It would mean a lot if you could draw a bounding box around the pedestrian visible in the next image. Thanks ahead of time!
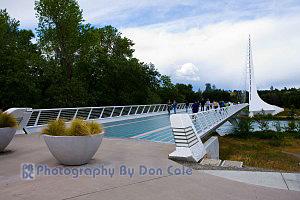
[173,99,177,114]
[220,101,225,107]
[213,101,219,109]
[206,99,210,111]
[167,99,171,114]
[200,98,205,111]
[185,100,189,112]
[192,101,199,113]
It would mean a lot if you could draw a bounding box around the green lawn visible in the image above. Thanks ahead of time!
[217,135,300,172]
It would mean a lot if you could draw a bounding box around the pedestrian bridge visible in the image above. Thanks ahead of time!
[8,103,248,144]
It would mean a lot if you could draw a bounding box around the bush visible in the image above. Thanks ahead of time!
[285,120,297,132]
[273,121,282,132]
[68,119,91,136]
[257,120,269,131]
[296,121,300,132]
[231,118,253,138]
[41,119,103,136]
[87,121,103,135]
[42,119,67,136]
[0,112,17,128]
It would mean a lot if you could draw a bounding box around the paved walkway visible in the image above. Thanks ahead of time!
[203,170,300,191]
[0,134,299,200]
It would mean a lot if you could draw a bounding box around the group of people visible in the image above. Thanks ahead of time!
[167,99,177,114]
[191,99,233,114]
[167,99,236,114]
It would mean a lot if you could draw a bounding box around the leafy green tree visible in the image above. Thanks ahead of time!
[34,0,91,107]
[0,9,42,109]
[75,25,161,106]
[175,84,194,102]
[160,75,173,88]
[205,83,212,92]
[35,0,83,79]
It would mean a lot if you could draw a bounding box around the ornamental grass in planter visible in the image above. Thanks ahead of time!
[41,119,104,165]
[0,110,18,151]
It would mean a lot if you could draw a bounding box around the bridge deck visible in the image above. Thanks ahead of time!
[23,104,247,145]
[103,113,175,143]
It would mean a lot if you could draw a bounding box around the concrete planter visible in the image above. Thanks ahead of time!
[0,127,17,151]
[43,133,104,165]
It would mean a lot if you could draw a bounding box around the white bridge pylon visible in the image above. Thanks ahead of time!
[169,104,248,162]
[247,36,284,116]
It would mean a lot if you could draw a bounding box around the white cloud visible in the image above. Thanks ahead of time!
[175,63,201,81]
[122,14,300,90]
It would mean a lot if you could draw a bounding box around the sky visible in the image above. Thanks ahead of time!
[2,0,300,91]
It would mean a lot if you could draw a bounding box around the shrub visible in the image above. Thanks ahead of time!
[87,121,103,135]
[285,120,297,132]
[273,121,282,132]
[231,118,253,138]
[257,120,269,131]
[296,121,300,132]
[0,112,17,128]
[68,119,90,136]
[41,119,103,136]
[253,114,270,131]
[42,119,67,136]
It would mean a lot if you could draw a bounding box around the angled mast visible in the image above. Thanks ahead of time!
[247,35,284,116]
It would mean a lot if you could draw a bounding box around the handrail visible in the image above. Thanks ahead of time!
[25,103,190,127]
[188,104,248,138]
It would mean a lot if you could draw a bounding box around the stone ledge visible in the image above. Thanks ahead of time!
[221,160,243,168]
[200,158,222,167]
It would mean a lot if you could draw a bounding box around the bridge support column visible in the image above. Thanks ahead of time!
[228,118,239,128]
[169,114,207,162]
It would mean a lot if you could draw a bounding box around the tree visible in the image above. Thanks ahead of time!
[175,84,194,102]
[34,0,93,108]
[205,83,212,92]
[212,84,216,90]
[35,0,83,79]
[75,25,162,106]
[0,9,42,109]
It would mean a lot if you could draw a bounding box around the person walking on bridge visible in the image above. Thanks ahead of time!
[206,99,210,111]
[213,101,219,109]
[173,99,177,114]
[185,100,189,112]
[200,98,205,111]
[192,101,199,114]
[167,99,171,114]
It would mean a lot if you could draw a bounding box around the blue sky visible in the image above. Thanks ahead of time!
[2,0,300,91]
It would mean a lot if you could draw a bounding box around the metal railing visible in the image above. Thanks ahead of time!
[189,103,248,138]
[25,103,189,127]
